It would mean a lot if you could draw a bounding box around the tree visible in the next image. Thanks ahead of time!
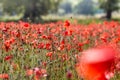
[74,0,95,15]
[22,0,61,22]
[2,0,24,15]
[22,0,51,22]
[2,0,61,22]
[99,0,120,20]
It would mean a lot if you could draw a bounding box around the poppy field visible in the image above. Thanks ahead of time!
[0,20,120,80]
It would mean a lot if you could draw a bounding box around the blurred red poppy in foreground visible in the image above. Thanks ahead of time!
[76,47,116,80]
[0,74,9,79]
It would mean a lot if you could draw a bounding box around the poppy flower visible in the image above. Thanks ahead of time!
[64,20,70,27]
[4,40,11,52]
[26,69,33,76]
[46,52,52,57]
[34,68,47,80]
[4,55,13,61]
[76,47,116,80]
[0,74,9,79]
[24,23,29,27]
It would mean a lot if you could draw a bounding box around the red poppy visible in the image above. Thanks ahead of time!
[76,47,116,80]
[38,42,45,49]
[45,43,51,50]
[4,55,13,61]
[0,74,9,79]
[64,20,70,27]
[26,69,33,76]
[34,68,47,80]
[24,23,29,27]
[46,52,52,57]
[4,40,11,52]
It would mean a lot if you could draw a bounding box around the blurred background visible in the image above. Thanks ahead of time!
[0,0,119,23]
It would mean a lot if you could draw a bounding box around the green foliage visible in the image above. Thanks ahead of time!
[2,0,24,15]
[1,0,61,22]
[99,0,120,11]
[99,0,120,19]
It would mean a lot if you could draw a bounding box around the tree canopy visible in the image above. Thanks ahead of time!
[1,0,61,22]
[99,0,120,19]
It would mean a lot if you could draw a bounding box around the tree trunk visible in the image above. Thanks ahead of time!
[106,10,112,20]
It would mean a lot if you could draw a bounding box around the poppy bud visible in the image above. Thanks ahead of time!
[66,71,72,79]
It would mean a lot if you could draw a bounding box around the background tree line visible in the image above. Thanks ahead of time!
[59,0,120,20]
[0,0,119,22]
[0,0,61,22]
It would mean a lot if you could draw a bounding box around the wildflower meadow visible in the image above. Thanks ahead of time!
[0,20,120,80]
